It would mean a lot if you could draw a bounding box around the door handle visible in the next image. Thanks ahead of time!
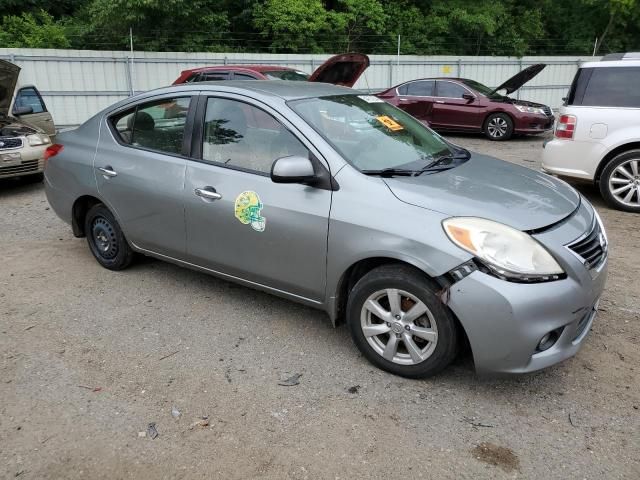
[195,187,222,201]
[98,166,117,178]
[434,100,445,104]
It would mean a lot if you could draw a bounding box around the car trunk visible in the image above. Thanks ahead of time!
[308,53,369,87]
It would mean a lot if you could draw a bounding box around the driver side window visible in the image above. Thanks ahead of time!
[202,98,309,174]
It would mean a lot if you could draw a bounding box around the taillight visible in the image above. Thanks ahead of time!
[44,144,64,161]
[555,115,576,139]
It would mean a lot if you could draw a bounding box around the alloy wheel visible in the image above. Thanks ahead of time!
[608,158,640,207]
[487,117,508,138]
[360,288,438,366]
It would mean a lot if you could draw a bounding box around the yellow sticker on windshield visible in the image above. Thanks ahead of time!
[376,115,404,131]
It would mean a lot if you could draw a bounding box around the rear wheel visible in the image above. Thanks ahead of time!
[484,113,514,141]
[84,204,134,270]
[599,150,640,212]
[347,265,459,378]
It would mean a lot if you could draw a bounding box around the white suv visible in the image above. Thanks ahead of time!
[542,53,640,212]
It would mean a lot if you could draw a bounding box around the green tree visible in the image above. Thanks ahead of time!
[327,0,388,52]
[252,0,329,53]
[0,10,70,48]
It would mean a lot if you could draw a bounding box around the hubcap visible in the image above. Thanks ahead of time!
[360,288,438,366]
[91,217,118,259]
[487,117,508,138]
[608,159,640,207]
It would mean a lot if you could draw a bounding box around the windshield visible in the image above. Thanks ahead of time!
[289,94,454,171]
[460,79,505,100]
[263,70,310,81]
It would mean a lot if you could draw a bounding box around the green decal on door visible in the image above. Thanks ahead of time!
[234,191,266,232]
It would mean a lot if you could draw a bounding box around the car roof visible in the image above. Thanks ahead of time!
[181,65,300,74]
[580,59,640,68]
[204,80,357,99]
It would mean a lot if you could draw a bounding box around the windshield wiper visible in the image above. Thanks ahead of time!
[417,148,471,174]
[361,168,418,177]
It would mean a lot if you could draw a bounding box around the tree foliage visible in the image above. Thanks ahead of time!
[0,0,638,55]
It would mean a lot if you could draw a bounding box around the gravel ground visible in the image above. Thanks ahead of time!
[1,133,639,479]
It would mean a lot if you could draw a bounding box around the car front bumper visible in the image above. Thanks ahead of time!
[447,199,608,375]
[0,140,46,179]
[513,114,555,135]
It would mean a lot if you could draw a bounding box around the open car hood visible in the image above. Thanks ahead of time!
[308,53,369,87]
[0,59,20,117]
[490,63,546,95]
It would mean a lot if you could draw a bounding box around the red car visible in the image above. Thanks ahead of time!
[173,53,370,88]
[376,64,554,141]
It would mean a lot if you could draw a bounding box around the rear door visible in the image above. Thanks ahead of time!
[431,81,482,130]
[183,94,332,301]
[394,80,435,124]
[13,86,55,136]
[95,94,195,258]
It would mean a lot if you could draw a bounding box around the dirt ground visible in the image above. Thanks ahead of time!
[1,133,639,479]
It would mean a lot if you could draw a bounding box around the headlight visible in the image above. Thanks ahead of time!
[442,217,564,282]
[514,104,546,115]
[27,134,51,146]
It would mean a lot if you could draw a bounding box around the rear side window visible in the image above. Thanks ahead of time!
[111,97,191,155]
[14,87,46,114]
[568,67,640,107]
[199,71,230,82]
[232,73,258,80]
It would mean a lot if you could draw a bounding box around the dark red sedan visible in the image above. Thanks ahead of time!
[173,53,369,88]
[376,64,554,141]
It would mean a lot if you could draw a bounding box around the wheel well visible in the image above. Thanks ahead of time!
[334,257,472,358]
[594,142,640,183]
[482,111,513,132]
[71,195,102,237]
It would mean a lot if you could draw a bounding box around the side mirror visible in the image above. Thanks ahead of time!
[271,155,317,184]
[13,105,33,116]
[462,93,475,102]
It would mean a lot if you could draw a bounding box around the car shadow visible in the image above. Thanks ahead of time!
[0,176,44,198]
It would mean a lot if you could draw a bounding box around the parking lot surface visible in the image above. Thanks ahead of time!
[1,133,639,479]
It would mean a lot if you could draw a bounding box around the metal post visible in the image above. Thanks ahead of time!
[129,27,135,95]
[517,58,523,100]
[389,60,393,87]
[311,58,315,72]
[124,56,133,96]
[457,58,461,77]
[396,34,401,85]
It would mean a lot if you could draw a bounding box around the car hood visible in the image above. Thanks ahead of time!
[383,153,580,231]
[490,63,546,95]
[308,53,369,87]
[0,59,20,117]
[0,115,40,137]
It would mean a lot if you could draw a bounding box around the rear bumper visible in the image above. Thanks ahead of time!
[542,138,606,181]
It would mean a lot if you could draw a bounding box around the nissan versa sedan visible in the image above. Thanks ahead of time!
[44,81,608,377]
[377,64,554,140]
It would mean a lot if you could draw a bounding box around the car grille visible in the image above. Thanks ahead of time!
[566,218,606,270]
[0,159,40,177]
[0,137,23,150]
[542,106,553,116]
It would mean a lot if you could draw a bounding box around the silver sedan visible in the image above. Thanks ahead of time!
[44,81,608,377]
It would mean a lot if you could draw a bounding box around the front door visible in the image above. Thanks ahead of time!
[184,95,331,301]
[431,81,482,130]
[13,87,55,137]
[95,95,194,257]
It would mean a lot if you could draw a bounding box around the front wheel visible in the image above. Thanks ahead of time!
[84,204,134,270]
[599,150,640,212]
[347,265,459,378]
[484,113,514,141]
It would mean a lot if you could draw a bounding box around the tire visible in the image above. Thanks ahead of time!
[346,264,459,378]
[84,203,134,270]
[483,113,514,141]
[599,150,640,212]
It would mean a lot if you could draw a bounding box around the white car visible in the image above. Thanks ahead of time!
[542,53,640,212]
